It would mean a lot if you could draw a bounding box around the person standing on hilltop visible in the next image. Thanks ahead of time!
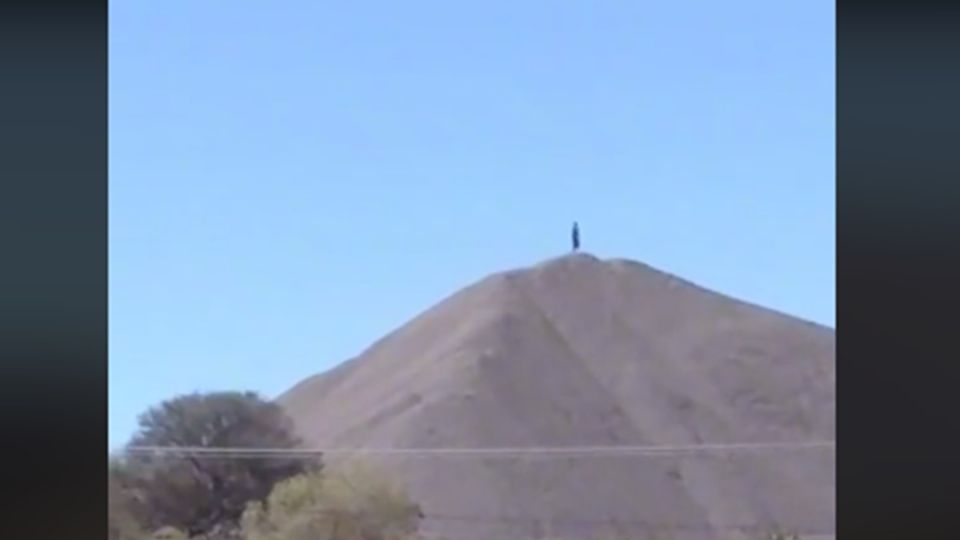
[572,221,580,251]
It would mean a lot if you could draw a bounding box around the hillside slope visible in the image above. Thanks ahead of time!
[279,253,835,540]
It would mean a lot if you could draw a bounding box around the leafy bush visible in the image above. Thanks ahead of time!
[241,460,423,540]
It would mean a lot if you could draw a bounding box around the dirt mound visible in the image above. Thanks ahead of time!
[279,253,835,540]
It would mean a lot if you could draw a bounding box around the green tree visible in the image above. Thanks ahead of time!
[241,461,423,540]
[121,391,313,537]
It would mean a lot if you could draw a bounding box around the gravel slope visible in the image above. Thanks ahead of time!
[279,253,835,540]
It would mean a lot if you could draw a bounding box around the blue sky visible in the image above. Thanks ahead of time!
[109,0,835,449]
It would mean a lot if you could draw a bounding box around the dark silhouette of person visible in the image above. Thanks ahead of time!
[572,221,580,251]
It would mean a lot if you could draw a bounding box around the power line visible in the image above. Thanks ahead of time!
[124,440,834,459]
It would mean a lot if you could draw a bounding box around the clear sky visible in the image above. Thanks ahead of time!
[109,0,835,450]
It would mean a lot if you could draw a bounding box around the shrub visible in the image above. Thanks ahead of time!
[109,469,147,540]
[241,460,423,540]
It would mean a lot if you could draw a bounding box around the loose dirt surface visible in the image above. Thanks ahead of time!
[280,253,835,540]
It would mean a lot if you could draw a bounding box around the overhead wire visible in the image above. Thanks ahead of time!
[123,440,835,459]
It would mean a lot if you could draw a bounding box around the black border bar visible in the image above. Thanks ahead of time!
[838,0,960,539]
[0,0,107,537]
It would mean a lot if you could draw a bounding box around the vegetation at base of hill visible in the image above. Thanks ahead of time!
[110,471,147,540]
[111,391,313,537]
[241,461,423,540]
[115,465,424,540]
[109,390,425,540]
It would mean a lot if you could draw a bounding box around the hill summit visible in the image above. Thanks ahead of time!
[279,253,835,540]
